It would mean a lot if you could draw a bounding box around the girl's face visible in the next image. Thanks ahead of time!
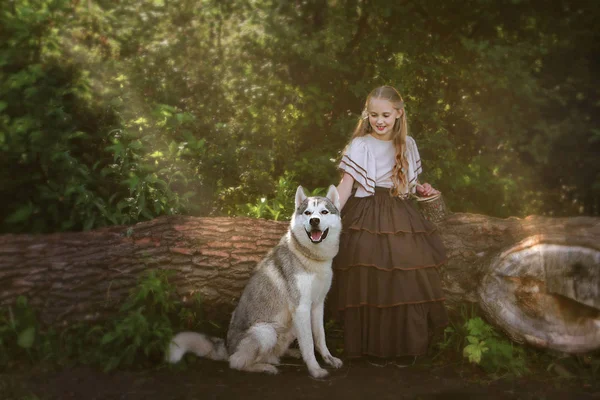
[367,98,402,141]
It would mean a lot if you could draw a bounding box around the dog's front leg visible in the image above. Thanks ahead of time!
[311,302,343,369]
[294,304,328,378]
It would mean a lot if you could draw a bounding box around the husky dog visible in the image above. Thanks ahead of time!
[167,185,343,378]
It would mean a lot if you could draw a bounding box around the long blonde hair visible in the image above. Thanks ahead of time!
[348,85,409,196]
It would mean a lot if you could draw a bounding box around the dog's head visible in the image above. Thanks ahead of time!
[290,185,342,259]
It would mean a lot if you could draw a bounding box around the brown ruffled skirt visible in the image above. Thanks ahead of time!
[329,187,448,358]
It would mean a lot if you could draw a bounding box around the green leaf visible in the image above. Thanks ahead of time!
[101,332,117,345]
[141,208,154,219]
[83,215,95,231]
[138,192,146,215]
[182,191,195,200]
[153,178,168,189]
[5,204,33,223]
[466,335,480,345]
[464,345,482,363]
[126,175,140,190]
[16,296,28,308]
[129,140,143,150]
[17,326,36,349]
[168,141,178,156]
[444,326,455,334]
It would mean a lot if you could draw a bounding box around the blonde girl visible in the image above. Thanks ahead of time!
[330,85,448,359]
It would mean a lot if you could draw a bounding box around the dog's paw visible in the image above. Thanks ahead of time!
[284,348,302,359]
[261,364,279,375]
[323,355,343,369]
[308,367,329,379]
[265,355,280,365]
[251,363,279,374]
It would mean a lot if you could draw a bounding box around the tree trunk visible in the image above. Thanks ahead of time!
[1,213,598,352]
[0,217,286,325]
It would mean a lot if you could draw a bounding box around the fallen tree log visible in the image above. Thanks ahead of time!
[1,213,598,353]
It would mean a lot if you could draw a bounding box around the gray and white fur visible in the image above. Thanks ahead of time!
[167,185,343,378]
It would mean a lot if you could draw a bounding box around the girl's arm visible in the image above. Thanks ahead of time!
[336,173,355,211]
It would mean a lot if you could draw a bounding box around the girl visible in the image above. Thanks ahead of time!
[330,85,448,360]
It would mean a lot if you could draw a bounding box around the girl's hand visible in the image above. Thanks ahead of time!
[416,183,440,197]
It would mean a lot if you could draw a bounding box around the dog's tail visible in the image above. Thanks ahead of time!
[166,332,228,363]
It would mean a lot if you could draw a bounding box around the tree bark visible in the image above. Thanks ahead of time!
[1,213,598,352]
[0,217,286,325]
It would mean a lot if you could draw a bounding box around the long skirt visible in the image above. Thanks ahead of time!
[329,187,448,358]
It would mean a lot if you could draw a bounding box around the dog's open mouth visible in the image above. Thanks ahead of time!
[306,228,329,244]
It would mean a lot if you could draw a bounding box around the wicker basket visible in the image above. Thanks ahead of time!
[415,192,448,223]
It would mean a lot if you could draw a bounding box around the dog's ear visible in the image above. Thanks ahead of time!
[295,186,307,209]
[326,185,340,211]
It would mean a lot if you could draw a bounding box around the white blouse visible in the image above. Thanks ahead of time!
[339,135,423,197]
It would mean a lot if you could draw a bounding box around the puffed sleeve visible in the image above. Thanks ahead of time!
[406,136,422,191]
[339,137,375,197]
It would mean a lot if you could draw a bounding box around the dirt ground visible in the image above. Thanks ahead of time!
[2,356,598,400]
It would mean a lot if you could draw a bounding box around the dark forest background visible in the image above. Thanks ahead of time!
[1,0,599,233]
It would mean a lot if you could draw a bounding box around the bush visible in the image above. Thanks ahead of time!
[0,270,205,371]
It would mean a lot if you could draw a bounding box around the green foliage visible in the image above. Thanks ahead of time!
[0,297,38,364]
[463,335,489,365]
[462,317,528,376]
[436,305,528,377]
[96,270,179,371]
[0,270,205,371]
[0,0,207,233]
[236,172,327,221]
[2,0,599,234]
[99,102,203,226]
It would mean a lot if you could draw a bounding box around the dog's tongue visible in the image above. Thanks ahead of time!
[310,230,323,242]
